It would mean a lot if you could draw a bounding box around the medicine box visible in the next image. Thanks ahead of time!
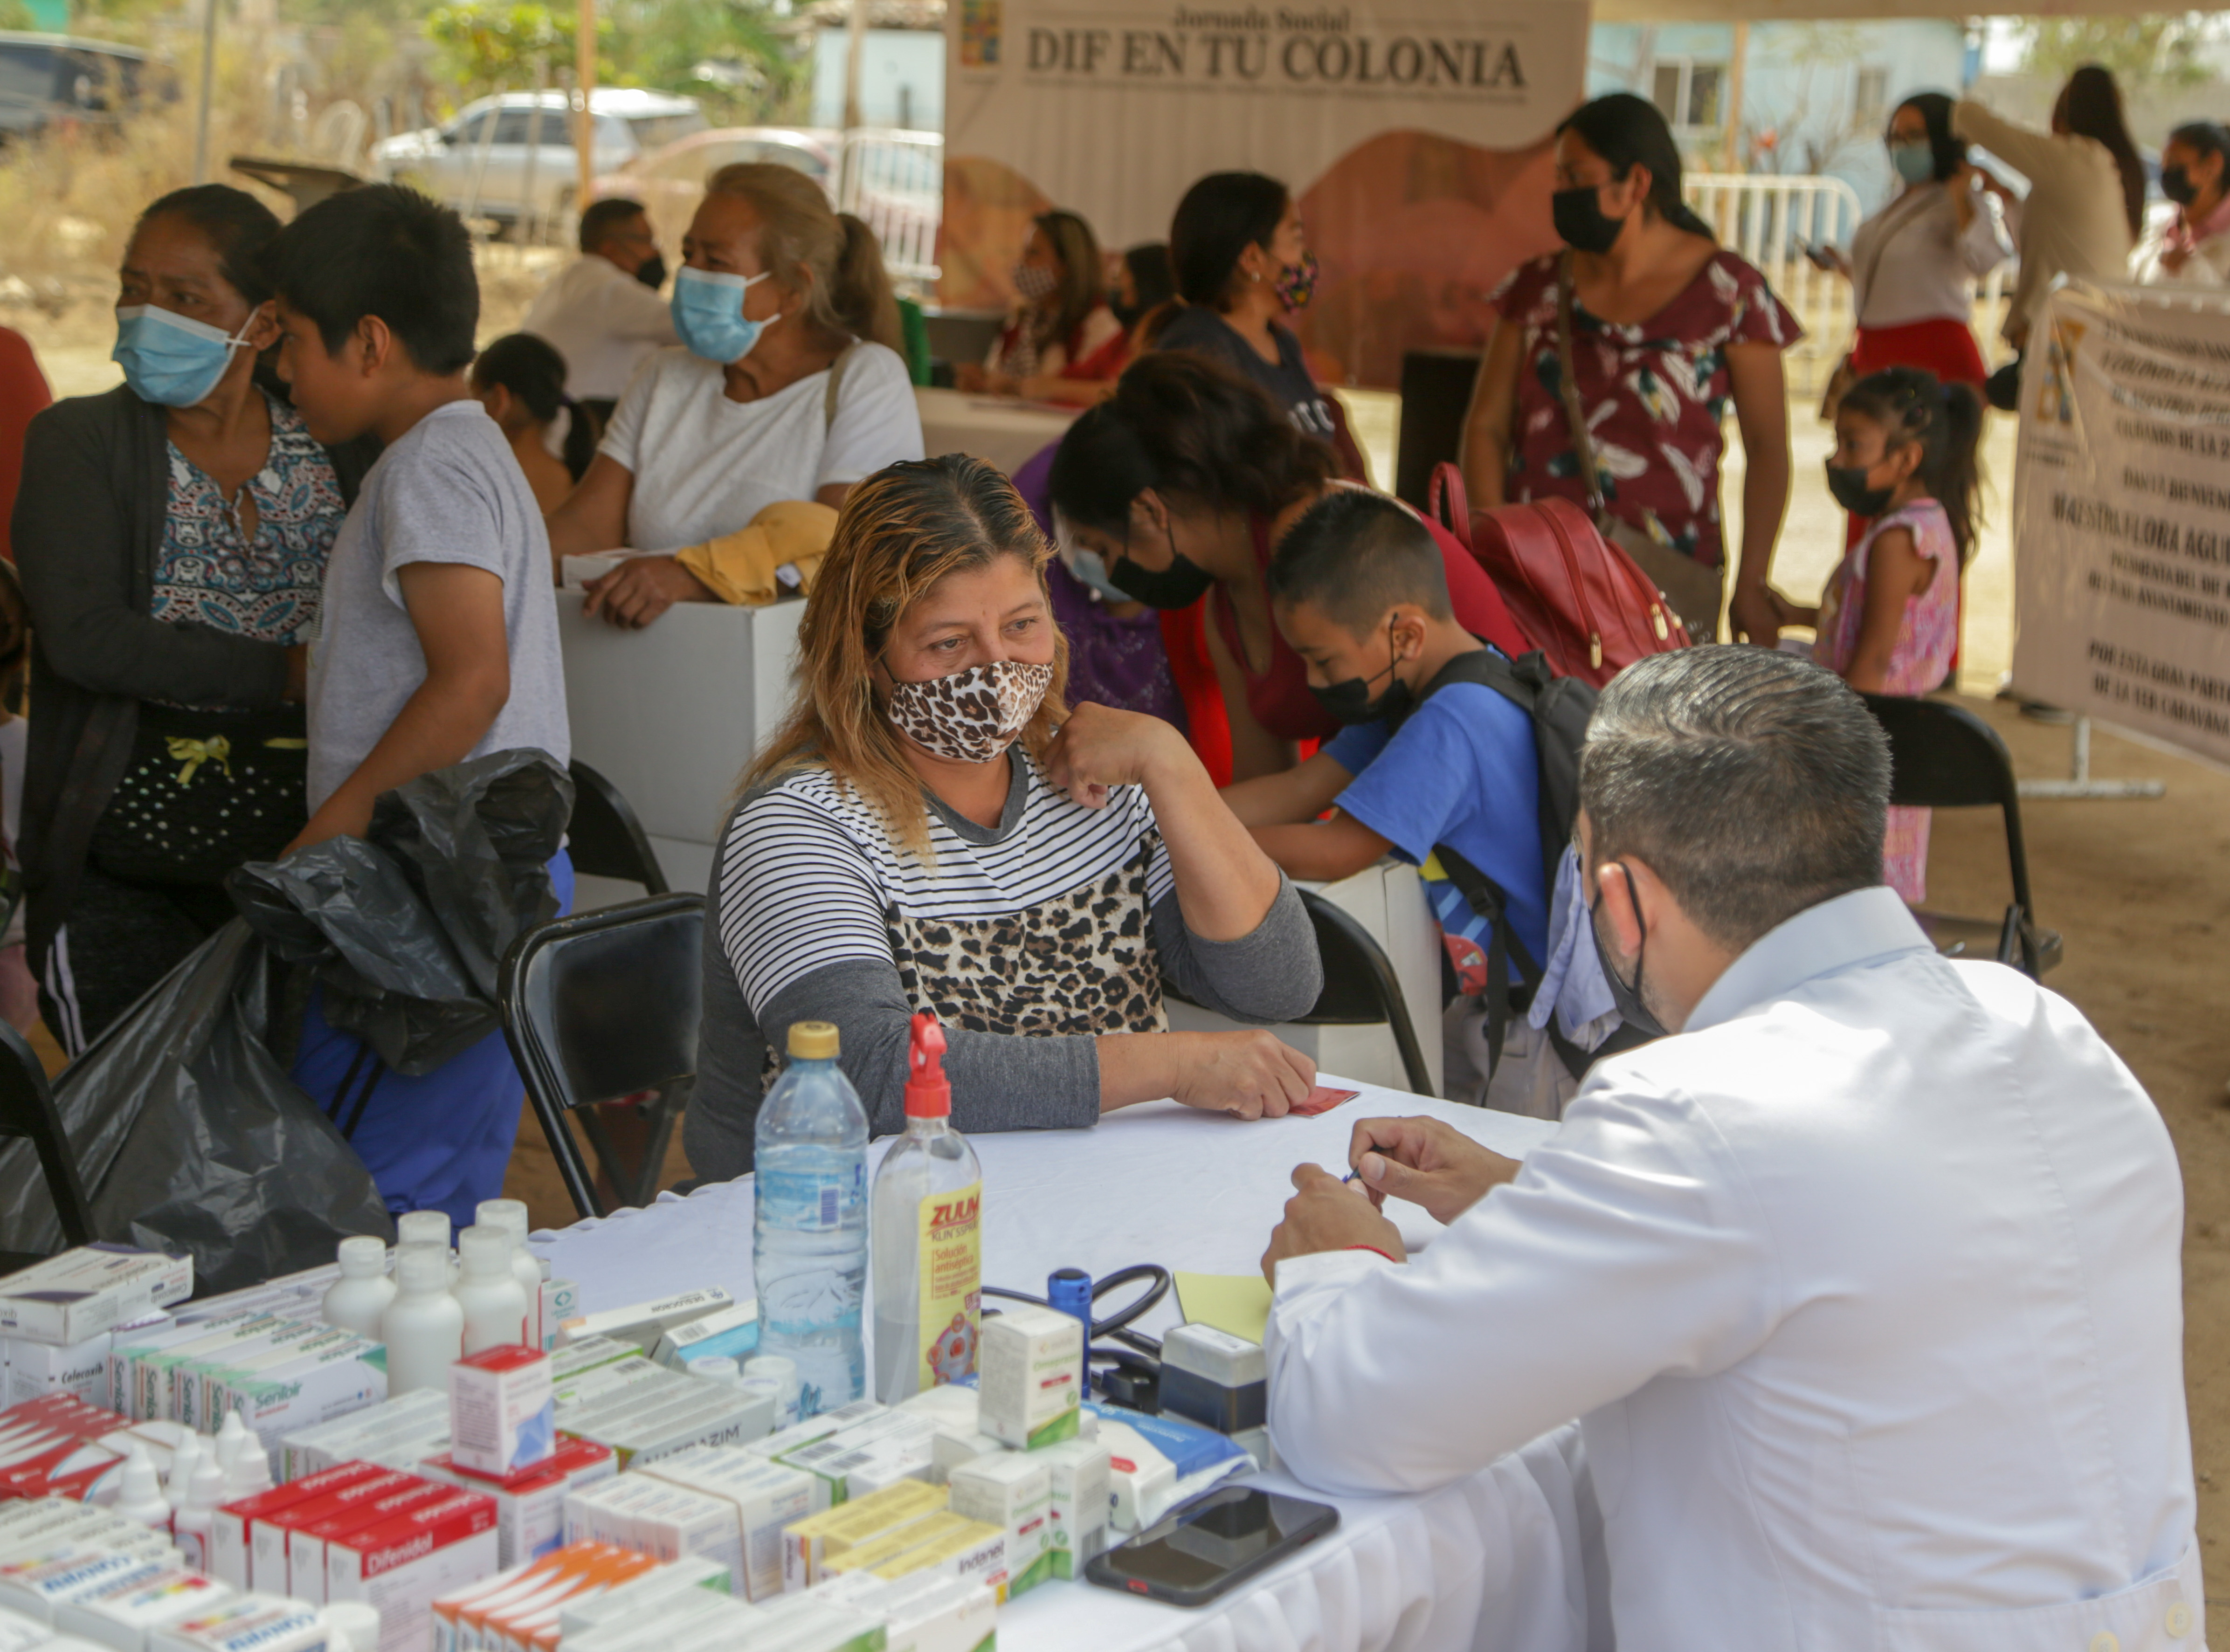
[173,1322,338,1430]
[3,1334,115,1409]
[554,1291,732,1354]
[278,1392,451,1484]
[1035,1439,1111,1579]
[534,1285,576,1356]
[0,1249,193,1348]
[214,1461,387,1592]
[891,1390,997,1487]
[290,1480,460,1604]
[254,1468,418,1594]
[560,1480,743,1595]
[0,1553,181,1628]
[550,1552,729,1638]
[977,1306,1082,1451]
[777,1477,945,1593]
[450,1349,553,1480]
[544,1341,635,1387]
[649,1304,757,1373]
[743,1402,883,1463]
[946,1452,1052,1597]
[51,1564,230,1652]
[149,1596,330,1652]
[807,1571,996,1652]
[421,1439,614,1570]
[632,1449,818,1603]
[1158,1323,1268,1437]
[323,1490,499,1652]
[773,1412,936,1504]
[861,1518,1006,1601]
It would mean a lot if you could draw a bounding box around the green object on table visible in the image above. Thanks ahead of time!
[1174,1271,1273,1344]
[898,296,932,386]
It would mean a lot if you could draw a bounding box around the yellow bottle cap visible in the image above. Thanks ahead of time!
[788,1021,840,1060]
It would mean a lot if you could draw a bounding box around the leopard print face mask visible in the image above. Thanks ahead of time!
[883,658,1055,763]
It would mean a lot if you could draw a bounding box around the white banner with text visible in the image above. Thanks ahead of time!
[940,0,1590,387]
[2011,284,2230,767]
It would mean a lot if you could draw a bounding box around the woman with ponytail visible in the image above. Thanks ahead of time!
[471,333,594,510]
[1459,92,1799,646]
[547,165,923,627]
[1773,365,1981,902]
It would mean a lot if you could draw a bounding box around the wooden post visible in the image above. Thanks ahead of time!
[576,0,596,215]
[1722,20,1748,174]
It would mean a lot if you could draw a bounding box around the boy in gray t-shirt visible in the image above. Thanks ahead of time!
[270,183,573,1223]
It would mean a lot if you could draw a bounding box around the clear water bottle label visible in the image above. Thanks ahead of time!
[759,1164,865,1231]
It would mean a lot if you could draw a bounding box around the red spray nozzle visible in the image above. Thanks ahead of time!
[905,1011,950,1119]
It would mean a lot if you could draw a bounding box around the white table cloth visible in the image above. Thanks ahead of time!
[914,387,1077,477]
[528,1081,1604,1652]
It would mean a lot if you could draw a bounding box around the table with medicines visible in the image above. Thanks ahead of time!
[530,1080,1596,1652]
[911,389,1077,482]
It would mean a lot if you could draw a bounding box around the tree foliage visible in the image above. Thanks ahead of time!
[424,0,801,120]
[2020,14,2220,90]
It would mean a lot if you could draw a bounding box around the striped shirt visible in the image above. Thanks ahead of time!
[718,750,1175,1024]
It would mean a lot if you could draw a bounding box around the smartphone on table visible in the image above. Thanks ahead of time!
[1085,1486,1339,1607]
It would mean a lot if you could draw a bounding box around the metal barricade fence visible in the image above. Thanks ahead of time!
[839,128,943,292]
[1684,172,1863,394]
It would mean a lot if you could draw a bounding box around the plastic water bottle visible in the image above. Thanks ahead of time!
[871,1013,982,1403]
[753,1020,868,1416]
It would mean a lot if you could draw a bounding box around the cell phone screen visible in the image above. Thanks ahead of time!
[1089,1487,1339,1603]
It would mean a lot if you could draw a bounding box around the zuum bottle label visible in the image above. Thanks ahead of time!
[914,1181,982,1391]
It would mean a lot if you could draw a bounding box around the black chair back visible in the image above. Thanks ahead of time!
[499,894,704,1220]
[566,761,669,894]
[0,1018,96,1269]
[1298,891,1434,1097]
[1394,348,1484,509]
[1859,694,2036,916]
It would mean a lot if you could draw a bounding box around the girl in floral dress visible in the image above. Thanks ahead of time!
[1775,366,1983,902]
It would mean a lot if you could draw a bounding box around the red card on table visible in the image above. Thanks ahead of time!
[1289,1086,1359,1116]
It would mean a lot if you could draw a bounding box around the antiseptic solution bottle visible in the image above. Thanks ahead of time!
[323,1236,397,1338]
[870,1013,983,1404]
[383,1244,465,1392]
[455,1225,531,1353]
[753,1021,869,1416]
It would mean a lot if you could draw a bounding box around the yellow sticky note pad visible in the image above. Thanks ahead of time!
[1173,1272,1273,1345]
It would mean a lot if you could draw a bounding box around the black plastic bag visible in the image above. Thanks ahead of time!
[0,921,393,1291]
[229,750,573,1075]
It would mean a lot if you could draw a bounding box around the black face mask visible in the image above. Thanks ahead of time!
[635,252,668,290]
[1589,863,1669,1040]
[2161,165,2197,208]
[1309,617,1414,727]
[1824,461,1895,518]
[1552,186,1626,255]
[1109,524,1216,611]
[1111,294,1145,330]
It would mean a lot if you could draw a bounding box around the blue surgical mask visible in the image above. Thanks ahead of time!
[1889,141,1936,186]
[112,304,256,408]
[1061,544,1134,606]
[671,267,776,364]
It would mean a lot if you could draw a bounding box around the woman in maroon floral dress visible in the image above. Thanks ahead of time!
[1461,93,1799,644]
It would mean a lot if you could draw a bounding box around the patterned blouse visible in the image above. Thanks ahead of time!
[1493,250,1800,569]
[154,395,343,648]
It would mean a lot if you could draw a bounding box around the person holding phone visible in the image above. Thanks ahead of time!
[1256,647,2197,1648]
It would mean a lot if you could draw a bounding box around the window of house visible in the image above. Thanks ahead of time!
[1649,57,1729,131]
[1854,67,1888,127]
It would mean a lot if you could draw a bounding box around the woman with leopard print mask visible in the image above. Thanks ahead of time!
[688,454,1325,1177]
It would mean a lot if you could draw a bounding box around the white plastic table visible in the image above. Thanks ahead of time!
[527,1081,1598,1652]
[914,387,1077,478]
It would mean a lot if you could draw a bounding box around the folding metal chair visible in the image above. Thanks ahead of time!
[0,1018,96,1274]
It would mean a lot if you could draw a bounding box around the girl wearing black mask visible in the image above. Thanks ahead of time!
[1153,172,1371,481]
[1458,92,1798,647]
[1049,352,1527,781]
[2134,121,2230,288]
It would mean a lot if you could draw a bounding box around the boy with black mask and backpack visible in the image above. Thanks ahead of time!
[1226,488,1625,1116]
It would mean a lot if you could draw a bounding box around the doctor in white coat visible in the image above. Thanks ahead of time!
[1261,648,2201,1652]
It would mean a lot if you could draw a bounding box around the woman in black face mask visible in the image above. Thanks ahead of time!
[2133,121,2230,288]
[1048,352,1530,781]
[1458,92,1799,648]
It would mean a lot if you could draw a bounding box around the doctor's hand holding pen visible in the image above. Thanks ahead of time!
[1346,1116,1523,1227]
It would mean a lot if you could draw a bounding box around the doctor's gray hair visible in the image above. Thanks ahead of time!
[1580,650,1889,950]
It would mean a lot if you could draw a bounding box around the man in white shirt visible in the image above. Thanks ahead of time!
[521,197,677,416]
[1261,649,2201,1651]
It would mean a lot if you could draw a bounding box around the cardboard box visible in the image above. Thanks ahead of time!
[946,1452,1052,1597]
[51,1564,230,1651]
[279,1393,449,1484]
[807,1571,995,1652]
[212,1462,387,1592]
[174,1323,340,1432]
[774,1414,935,1504]
[449,1349,552,1480]
[559,1479,741,1593]
[3,1334,114,1408]
[249,1470,415,1596]
[0,1553,181,1627]
[420,1440,615,1569]
[630,1450,817,1602]
[977,1306,1081,1451]
[648,1304,757,1372]
[323,1491,500,1652]
[148,1595,331,1652]
[1036,1438,1111,1580]
[289,1481,458,1605]
[778,1478,946,1593]
[862,1519,1007,1601]
[0,1249,192,1348]
[554,1293,732,1355]
[550,1553,729,1638]
[533,1286,576,1357]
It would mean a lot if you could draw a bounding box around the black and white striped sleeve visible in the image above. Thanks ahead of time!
[716,787,892,1016]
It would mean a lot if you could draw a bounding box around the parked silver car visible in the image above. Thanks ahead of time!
[371,88,705,234]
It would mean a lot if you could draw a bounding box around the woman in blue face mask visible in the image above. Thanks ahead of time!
[1809,93,2009,552]
[11,185,379,1055]
[546,164,926,630]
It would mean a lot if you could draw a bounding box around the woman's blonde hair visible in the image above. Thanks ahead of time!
[705,163,904,354]
[744,456,1070,852]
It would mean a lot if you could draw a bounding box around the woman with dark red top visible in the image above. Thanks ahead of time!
[1049,352,1526,781]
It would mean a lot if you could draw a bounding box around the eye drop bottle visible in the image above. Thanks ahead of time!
[870,1012,983,1403]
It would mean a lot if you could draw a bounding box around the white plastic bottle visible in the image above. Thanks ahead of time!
[743,1356,801,1429]
[213,1409,249,1475]
[454,1226,531,1354]
[685,1356,740,1386]
[225,1441,272,1499]
[382,1244,466,1392]
[870,1013,983,1403]
[113,1445,170,1529]
[324,1237,398,1339]
[397,1211,455,1281]
[323,1604,381,1652]
[164,1434,202,1514]
[172,1455,226,1569]
[475,1200,545,1346]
